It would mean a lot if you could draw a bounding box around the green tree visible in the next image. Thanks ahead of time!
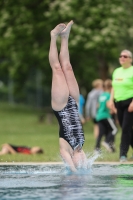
[46,0,133,89]
[0,0,133,102]
[0,0,51,101]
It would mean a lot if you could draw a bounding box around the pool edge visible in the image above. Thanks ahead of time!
[0,161,133,165]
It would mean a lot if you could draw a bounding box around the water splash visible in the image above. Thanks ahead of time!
[63,150,102,175]
[87,150,102,167]
[0,151,102,176]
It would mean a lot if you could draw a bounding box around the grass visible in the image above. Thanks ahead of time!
[0,102,132,163]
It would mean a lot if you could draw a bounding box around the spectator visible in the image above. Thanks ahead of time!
[108,49,133,162]
[94,79,117,153]
[85,79,103,138]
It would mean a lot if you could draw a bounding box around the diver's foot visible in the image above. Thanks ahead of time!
[51,24,66,37]
[60,20,74,38]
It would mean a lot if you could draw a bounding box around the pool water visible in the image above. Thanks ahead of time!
[0,163,133,200]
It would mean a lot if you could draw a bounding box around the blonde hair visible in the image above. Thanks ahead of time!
[92,79,103,88]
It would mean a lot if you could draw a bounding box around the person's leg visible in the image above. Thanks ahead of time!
[115,102,124,127]
[0,144,16,155]
[107,118,117,136]
[72,149,88,169]
[0,144,9,155]
[49,23,69,111]
[105,118,117,144]
[96,120,112,153]
[59,138,77,172]
[94,124,99,139]
[130,127,133,149]
[106,133,115,147]
[120,109,133,157]
[59,20,79,104]
[79,114,86,125]
[104,119,117,152]
[95,121,105,150]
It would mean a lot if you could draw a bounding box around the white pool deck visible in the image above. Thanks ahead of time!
[0,161,133,165]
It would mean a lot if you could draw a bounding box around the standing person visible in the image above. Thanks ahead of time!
[49,20,87,172]
[109,49,133,162]
[85,79,103,138]
[94,79,117,153]
[79,93,86,124]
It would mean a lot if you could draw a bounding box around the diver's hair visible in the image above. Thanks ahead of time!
[121,49,132,58]
[92,79,103,88]
[104,79,112,90]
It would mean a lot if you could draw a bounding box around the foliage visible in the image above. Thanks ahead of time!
[0,0,133,100]
[46,0,133,88]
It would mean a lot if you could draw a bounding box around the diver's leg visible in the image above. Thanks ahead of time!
[49,23,69,111]
[59,21,79,104]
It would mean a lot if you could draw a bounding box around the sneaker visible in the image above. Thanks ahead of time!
[120,156,127,162]
[102,141,112,152]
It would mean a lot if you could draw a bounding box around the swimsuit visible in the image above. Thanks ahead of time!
[10,144,31,154]
[53,96,85,150]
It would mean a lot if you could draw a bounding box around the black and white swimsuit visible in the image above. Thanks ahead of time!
[53,96,85,150]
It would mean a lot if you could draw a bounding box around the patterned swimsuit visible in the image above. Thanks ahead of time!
[53,96,85,150]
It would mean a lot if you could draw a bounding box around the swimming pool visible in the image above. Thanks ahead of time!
[0,163,133,200]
